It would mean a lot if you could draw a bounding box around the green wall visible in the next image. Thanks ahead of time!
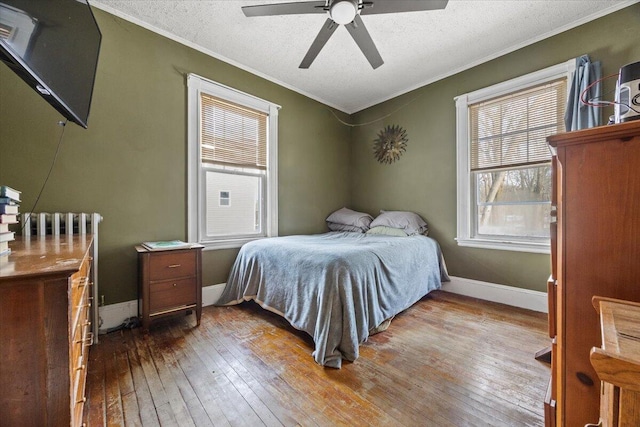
[349,4,640,292]
[1,5,638,304]
[0,9,351,304]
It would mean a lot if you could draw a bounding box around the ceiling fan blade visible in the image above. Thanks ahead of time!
[360,0,448,15]
[345,15,383,69]
[299,18,339,69]
[242,1,326,17]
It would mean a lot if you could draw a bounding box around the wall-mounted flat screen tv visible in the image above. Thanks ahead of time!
[0,0,101,128]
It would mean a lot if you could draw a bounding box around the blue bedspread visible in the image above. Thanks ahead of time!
[216,232,449,368]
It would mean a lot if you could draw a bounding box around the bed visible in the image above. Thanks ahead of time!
[216,212,449,368]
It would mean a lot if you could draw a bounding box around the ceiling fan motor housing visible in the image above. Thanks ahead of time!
[330,0,359,25]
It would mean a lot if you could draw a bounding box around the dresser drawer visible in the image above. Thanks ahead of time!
[71,312,91,422]
[149,277,197,312]
[72,355,88,427]
[71,280,90,336]
[71,303,91,373]
[149,251,196,281]
[70,258,91,310]
[544,377,556,427]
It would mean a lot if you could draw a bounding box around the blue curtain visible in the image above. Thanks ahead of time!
[564,54,602,131]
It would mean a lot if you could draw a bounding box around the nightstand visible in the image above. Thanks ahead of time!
[136,244,204,331]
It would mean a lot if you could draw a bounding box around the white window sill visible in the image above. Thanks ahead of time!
[456,238,550,254]
[199,236,268,251]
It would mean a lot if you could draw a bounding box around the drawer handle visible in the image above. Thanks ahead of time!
[173,283,177,287]
[76,397,87,404]
[73,277,89,288]
[75,332,94,346]
[576,372,594,386]
[168,264,181,268]
[76,364,86,372]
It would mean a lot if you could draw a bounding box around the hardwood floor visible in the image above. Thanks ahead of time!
[83,290,550,426]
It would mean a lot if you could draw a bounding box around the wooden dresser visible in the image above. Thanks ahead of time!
[590,296,640,427]
[545,121,640,427]
[0,235,94,427]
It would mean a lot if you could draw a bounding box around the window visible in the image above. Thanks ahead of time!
[187,74,279,249]
[455,59,575,253]
[219,191,230,207]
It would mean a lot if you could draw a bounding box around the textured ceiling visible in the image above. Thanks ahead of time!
[91,0,636,113]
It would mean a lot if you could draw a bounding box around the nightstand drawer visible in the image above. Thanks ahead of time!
[149,277,197,312]
[149,251,196,281]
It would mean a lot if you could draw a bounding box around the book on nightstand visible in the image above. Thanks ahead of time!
[141,240,193,251]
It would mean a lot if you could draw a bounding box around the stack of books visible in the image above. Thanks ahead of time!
[0,185,20,256]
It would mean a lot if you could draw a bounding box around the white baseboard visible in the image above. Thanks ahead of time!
[98,279,546,333]
[442,276,548,313]
[98,283,227,334]
[98,299,138,332]
[203,282,226,306]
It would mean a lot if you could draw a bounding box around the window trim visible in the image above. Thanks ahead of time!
[187,74,279,250]
[454,59,575,254]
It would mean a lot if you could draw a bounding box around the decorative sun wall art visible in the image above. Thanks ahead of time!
[373,124,408,164]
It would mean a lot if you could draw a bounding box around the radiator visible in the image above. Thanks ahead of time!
[22,212,103,344]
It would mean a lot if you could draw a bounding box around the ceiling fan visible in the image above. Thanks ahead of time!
[242,0,449,69]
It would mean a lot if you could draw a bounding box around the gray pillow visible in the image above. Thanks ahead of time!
[326,207,373,232]
[327,222,365,233]
[370,210,429,236]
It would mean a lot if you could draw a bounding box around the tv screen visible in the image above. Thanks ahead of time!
[0,0,101,128]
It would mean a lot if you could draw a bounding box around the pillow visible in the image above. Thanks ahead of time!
[326,207,373,233]
[366,226,408,237]
[370,210,429,236]
[327,222,366,233]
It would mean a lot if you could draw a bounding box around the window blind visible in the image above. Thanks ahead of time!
[200,93,267,169]
[470,79,567,172]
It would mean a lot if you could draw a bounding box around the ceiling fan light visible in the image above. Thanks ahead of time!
[330,0,357,25]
